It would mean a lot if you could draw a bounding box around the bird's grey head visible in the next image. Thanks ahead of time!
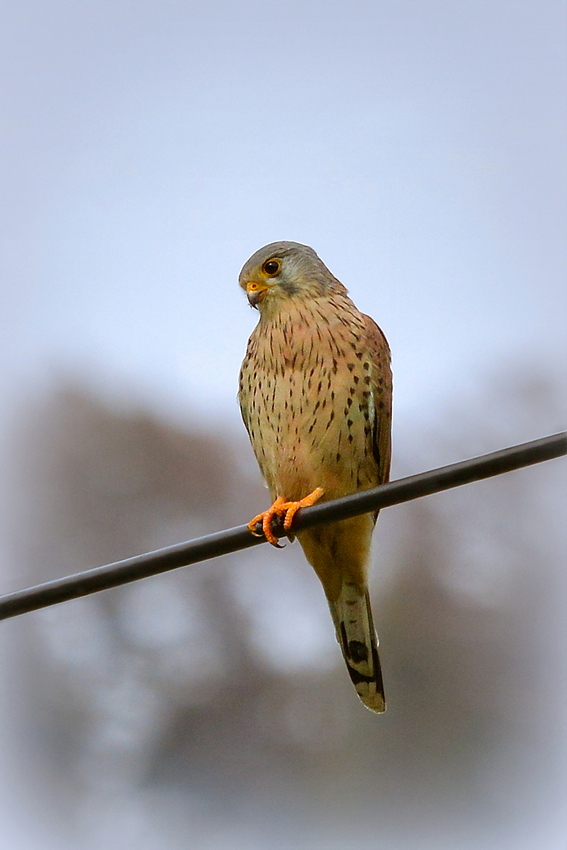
[239,241,345,311]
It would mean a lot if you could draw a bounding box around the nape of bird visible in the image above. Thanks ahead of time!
[238,241,392,712]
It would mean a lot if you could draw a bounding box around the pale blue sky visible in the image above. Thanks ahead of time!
[1,1,565,429]
[0,5,566,848]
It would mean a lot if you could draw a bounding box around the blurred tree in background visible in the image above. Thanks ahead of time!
[4,369,566,850]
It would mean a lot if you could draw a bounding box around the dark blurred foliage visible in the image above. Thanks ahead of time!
[4,371,566,849]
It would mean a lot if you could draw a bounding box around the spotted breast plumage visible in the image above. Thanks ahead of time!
[238,241,392,712]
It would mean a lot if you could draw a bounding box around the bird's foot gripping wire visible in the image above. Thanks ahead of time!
[247,487,325,547]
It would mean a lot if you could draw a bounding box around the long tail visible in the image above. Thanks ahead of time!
[327,581,386,713]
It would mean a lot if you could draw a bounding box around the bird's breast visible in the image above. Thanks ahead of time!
[241,304,379,501]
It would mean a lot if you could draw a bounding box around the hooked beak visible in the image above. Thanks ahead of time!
[246,280,269,308]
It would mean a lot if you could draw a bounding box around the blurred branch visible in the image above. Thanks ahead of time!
[1,431,565,621]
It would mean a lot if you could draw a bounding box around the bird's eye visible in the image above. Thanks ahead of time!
[262,259,281,276]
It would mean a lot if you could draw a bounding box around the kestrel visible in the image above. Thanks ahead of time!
[238,241,392,712]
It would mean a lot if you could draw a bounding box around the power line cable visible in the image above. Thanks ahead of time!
[0,431,565,621]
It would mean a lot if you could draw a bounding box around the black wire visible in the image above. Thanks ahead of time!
[0,431,565,621]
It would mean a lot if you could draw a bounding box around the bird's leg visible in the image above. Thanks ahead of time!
[280,487,325,531]
[247,487,325,547]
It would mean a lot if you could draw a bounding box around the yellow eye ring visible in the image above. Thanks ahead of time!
[262,259,281,276]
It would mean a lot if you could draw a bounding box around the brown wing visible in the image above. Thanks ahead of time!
[362,313,392,486]
[238,335,256,438]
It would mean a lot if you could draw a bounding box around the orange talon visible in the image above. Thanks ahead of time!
[282,487,325,531]
[247,488,325,547]
[247,498,286,547]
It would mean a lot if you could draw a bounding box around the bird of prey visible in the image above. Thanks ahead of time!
[238,241,392,712]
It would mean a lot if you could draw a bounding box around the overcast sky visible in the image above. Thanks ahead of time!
[1,0,565,435]
[0,5,565,848]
